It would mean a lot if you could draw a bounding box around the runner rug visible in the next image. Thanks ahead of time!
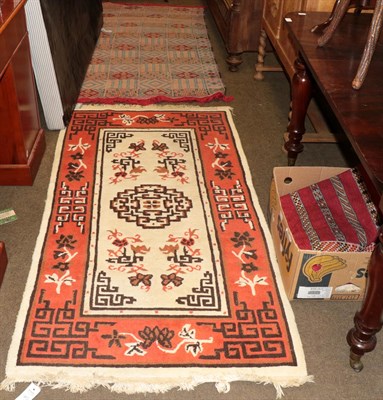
[1,106,311,397]
[78,3,232,105]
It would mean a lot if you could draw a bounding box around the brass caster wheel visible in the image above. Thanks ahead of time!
[350,352,364,372]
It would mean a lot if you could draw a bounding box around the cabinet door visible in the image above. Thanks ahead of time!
[279,0,334,76]
[228,0,263,53]
[303,0,335,12]
[0,36,40,165]
[11,35,41,160]
[263,0,334,78]
[0,64,26,165]
[263,0,304,41]
[0,4,45,185]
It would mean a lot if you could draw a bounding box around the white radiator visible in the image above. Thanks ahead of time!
[25,0,65,130]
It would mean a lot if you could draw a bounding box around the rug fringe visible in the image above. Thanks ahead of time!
[0,378,15,392]
[1,375,314,398]
[74,104,235,113]
[77,92,234,105]
[274,375,315,399]
[215,381,230,393]
[103,2,207,9]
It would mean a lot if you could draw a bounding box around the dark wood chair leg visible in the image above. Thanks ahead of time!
[347,226,383,371]
[311,0,376,34]
[315,0,379,89]
[311,0,342,33]
[352,0,383,89]
[317,0,351,46]
[284,57,313,166]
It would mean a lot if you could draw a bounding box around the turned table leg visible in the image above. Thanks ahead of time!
[254,29,267,80]
[254,29,283,80]
[284,57,312,165]
[347,226,383,371]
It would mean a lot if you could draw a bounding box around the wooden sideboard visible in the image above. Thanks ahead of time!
[0,0,45,185]
[255,0,335,80]
[207,0,263,71]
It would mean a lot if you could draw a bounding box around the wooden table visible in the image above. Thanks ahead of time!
[284,11,383,371]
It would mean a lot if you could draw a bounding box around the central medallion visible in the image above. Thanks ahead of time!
[111,184,193,229]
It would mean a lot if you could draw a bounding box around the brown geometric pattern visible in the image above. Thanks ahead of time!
[78,3,232,105]
[111,184,192,229]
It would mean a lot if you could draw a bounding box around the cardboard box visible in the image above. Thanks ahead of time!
[269,167,374,300]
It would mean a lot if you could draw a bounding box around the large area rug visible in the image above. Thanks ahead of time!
[1,106,311,397]
[78,3,232,105]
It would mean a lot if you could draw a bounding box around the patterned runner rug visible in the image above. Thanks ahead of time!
[78,3,232,105]
[1,106,311,397]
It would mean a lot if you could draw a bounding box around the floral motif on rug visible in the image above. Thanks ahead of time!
[78,3,233,105]
[1,107,311,397]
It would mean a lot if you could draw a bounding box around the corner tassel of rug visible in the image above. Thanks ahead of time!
[215,382,230,393]
[274,384,285,399]
[0,378,16,392]
[272,375,315,399]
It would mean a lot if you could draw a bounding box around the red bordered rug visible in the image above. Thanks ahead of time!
[1,106,311,397]
[78,3,233,105]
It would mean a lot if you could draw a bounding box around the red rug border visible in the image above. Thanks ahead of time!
[77,92,234,105]
[103,2,207,9]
